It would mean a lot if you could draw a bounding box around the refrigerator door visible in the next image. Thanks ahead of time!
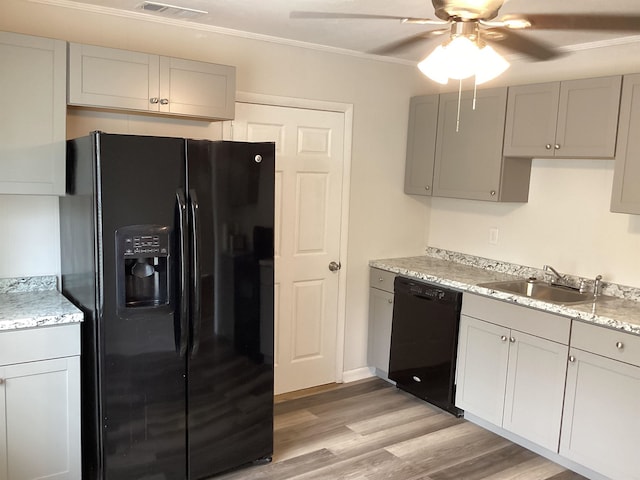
[96,133,188,480]
[186,140,275,479]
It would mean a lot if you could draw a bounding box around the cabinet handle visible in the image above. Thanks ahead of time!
[569,355,576,363]
[490,190,496,196]
[616,341,624,350]
[387,299,393,304]
[149,97,159,104]
[160,98,169,105]
[0,378,4,385]
[425,186,430,191]
[501,335,508,342]
[378,277,384,282]
[554,144,561,150]
[545,144,552,150]
[509,336,516,343]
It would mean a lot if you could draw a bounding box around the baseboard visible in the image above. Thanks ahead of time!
[464,413,609,480]
[341,366,375,383]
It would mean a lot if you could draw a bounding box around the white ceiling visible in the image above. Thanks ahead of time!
[42,0,640,63]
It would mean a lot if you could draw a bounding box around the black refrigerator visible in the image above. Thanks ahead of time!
[59,132,275,480]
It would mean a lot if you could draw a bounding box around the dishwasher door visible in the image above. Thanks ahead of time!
[388,276,463,416]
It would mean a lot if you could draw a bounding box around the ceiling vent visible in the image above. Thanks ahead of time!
[137,1,208,20]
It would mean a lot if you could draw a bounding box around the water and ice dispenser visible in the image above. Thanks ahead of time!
[115,225,171,316]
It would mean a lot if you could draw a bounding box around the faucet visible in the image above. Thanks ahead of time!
[593,274,603,299]
[543,264,565,285]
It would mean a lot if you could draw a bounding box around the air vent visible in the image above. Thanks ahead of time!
[137,1,208,19]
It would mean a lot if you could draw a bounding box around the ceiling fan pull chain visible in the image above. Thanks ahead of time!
[456,79,462,132]
[473,76,478,111]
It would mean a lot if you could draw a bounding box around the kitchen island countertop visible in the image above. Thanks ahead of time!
[371,251,640,336]
[0,276,83,331]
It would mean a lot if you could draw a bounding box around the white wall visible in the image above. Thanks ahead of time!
[428,159,640,287]
[0,195,60,277]
[0,0,435,373]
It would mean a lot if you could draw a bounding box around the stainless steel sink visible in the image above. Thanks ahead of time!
[477,279,595,305]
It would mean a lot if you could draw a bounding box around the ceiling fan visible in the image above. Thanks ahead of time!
[291,0,640,84]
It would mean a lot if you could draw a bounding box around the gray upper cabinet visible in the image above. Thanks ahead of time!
[0,31,66,195]
[504,76,622,158]
[611,74,640,214]
[404,95,439,196]
[433,87,531,202]
[68,43,236,120]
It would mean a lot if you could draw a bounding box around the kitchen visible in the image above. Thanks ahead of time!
[1,0,640,479]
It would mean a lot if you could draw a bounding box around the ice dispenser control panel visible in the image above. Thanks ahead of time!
[122,233,169,258]
[116,225,172,316]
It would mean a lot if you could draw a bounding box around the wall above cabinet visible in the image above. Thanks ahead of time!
[67,43,236,121]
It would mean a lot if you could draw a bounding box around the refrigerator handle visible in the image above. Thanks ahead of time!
[176,189,189,357]
[189,188,202,357]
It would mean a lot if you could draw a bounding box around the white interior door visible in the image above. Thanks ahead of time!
[227,102,346,394]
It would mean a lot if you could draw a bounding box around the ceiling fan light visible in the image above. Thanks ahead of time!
[443,36,478,80]
[418,45,449,84]
[475,44,510,84]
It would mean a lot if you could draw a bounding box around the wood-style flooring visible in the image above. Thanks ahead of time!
[215,377,586,480]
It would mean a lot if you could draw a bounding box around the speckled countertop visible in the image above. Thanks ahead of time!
[370,248,640,336]
[0,276,83,331]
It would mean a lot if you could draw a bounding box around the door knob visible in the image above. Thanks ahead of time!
[328,261,341,272]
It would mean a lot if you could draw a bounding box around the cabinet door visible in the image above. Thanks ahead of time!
[455,315,510,426]
[404,95,438,195]
[611,74,640,214]
[368,287,394,377]
[502,331,568,452]
[560,349,640,480]
[0,357,81,480]
[433,87,508,201]
[159,56,235,120]
[68,43,160,111]
[0,32,66,195]
[503,82,560,158]
[555,76,621,158]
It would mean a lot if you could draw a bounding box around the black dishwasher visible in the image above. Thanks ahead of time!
[389,276,463,417]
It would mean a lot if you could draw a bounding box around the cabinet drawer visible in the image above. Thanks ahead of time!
[462,293,571,344]
[369,268,396,293]
[571,321,640,367]
[0,324,80,365]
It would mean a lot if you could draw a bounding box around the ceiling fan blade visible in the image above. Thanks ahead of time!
[486,28,560,61]
[290,11,444,25]
[505,14,640,32]
[371,30,447,55]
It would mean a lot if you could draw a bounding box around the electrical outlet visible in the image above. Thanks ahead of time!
[489,227,499,245]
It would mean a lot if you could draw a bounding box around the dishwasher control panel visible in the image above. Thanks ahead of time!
[403,279,456,303]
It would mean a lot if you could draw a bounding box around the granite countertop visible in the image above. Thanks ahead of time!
[0,276,83,331]
[370,249,640,336]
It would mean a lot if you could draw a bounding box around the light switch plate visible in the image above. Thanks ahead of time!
[489,227,499,245]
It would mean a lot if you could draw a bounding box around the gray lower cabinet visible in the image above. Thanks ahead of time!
[611,74,640,214]
[0,324,81,480]
[433,87,531,202]
[560,321,640,480]
[456,294,570,452]
[504,76,622,159]
[404,95,439,195]
[68,43,236,120]
[368,268,395,379]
